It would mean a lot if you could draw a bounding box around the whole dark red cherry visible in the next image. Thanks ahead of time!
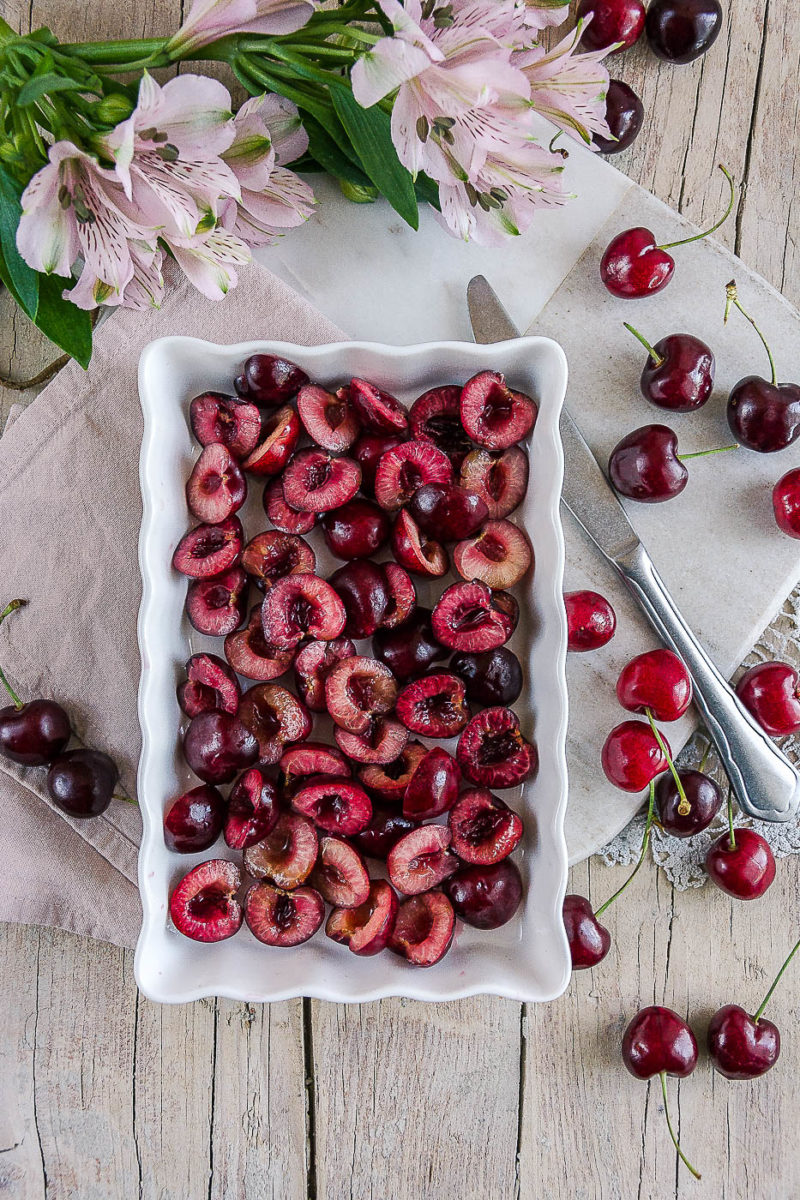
[164,784,225,853]
[622,1006,698,1080]
[594,80,644,154]
[708,1005,780,1080]
[562,894,611,969]
[656,769,722,837]
[706,829,776,900]
[373,608,448,681]
[626,324,715,412]
[352,432,404,496]
[47,749,119,818]
[773,468,800,538]
[564,590,616,652]
[183,711,259,784]
[727,377,800,453]
[0,697,71,765]
[237,354,309,407]
[735,661,800,737]
[577,0,645,51]
[450,646,523,706]
[646,0,723,64]
[617,649,692,721]
[321,499,390,560]
[601,228,674,300]
[444,860,523,929]
[601,719,669,792]
[608,424,688,503]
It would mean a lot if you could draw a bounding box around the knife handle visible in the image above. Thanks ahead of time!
[616,542,800,823]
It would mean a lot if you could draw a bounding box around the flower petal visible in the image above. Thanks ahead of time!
[352,37,436,108]
[16,157,76,276]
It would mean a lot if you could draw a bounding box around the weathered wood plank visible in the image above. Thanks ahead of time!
[0,924,46,1200]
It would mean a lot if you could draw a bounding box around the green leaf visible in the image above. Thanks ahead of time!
[0,166,39,318]
[414,171,440,211]
[17,73,83,106]
[303,117,373,188]
[34,275,93,368]
[331,90,418,229]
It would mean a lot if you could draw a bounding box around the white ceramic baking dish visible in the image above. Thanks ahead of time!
[136,334,570,1003]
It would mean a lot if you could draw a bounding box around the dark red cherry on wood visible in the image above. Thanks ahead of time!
[562,895,611,969]
[646,0,723,64]
[773,468,800,538]
[705,829,776,900]
[707,1005,780,1080]
[656,769,722,837]
[601,228,674,299]
[626,325,715,412]
[735,661,800,738]
[577,0,645,52]
[594,80,644,155]
[608,424,687,503]
[622,1006,698,1080]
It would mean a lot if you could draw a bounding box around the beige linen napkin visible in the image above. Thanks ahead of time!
[0,264,344,949]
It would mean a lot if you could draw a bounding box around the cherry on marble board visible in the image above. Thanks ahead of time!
[624,323,714,412]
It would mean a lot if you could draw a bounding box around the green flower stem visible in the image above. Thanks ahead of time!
[724,280,777,387]
[658,164,735,252]
[595,781,656,917]
[646,709,690,816]
[753,936,800,1023]
[0,599,26,711]
[60,37,168,64]
[659,1073,701,1180]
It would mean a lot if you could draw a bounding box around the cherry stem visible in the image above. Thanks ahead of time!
[646,710,690,816]
[659,1072,701,1180]
[595,781,655,917]
[0,599,26,710]
[698,737,713,774]
[657,163,735,252]
[113,792,138,805]
[623,323,664,367]
[726,785,736,851]
[724,280,777,386]
[753,936,800,1023]
[677,445,739,461]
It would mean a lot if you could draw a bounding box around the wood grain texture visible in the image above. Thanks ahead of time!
[3,0,800,1196]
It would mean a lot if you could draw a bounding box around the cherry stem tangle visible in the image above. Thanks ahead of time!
[724,280,777,386]
[660,1072,701,1180]
[658,164,735,252]
[677,445,739,461]
[0,599,27,710]
[595,781,655,917]
[753,936,800,1023]
[726,785,736,851]
[646,710,690,815]
[624,323,664,367]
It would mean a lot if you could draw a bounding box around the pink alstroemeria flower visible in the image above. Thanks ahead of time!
[220,94,314,246]
[520,0,571,32]
[168,0,314,56]
[515,19,613,145]
[169,227,253,300]
[16,141,157,309]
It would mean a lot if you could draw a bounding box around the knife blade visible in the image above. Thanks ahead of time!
[466,274,800,823]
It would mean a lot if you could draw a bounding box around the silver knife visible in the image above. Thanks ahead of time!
[467,274,800,824]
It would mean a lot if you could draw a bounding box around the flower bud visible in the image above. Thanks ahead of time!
[339,180,378,205]
[93,93,135,126]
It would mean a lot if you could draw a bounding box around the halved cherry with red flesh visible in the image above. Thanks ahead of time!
[291,775,373,835]
[347,377,409,434]
[178,653,241,719]
[380,563,416,629]
[293,638,356,711]
[358,741,427,804]
[456,707,537,789]
[564,590,617,652]
[374,441,453,511]
[395,674,469,739]
[617,649,692,721]
[373,608,448,681]
[321,499,390,560]
[310,836,370,907]
[186,566,248,637]
[735,661,800,737]
[601,720,670,791]
[296,384,360,452]
[460,371,536,450]
[279,741,351,794]
[408,482,489,541]
[186,443,247,524]
[453,519,532,589]
[241,406,300,476]
[224,607,295,682]
[330,560,390,639]
[173,515,244,579]
[244,812,318,888]
[164,784,225,853]
[262,573,347,649]
[189,392,261,460]
[241,531,315,591]
[432,580,515,652]
[224,766,281,849]
[391,510,449,578]
[563,894,611,969]
[183,711,259,784]
[238,683,312,765]
[352,432,405,496]
[403,746,460,819]
[410,384,473,469]
[326,880,399,955]
[170,859,243,943]
[773,469,800,538]
[459,446,529,519]
[448,788,523,864]
[325,656,398,734]
[283,449,361,513]
[245,882,325,947]
[389,892,455,966]
[238,353,309,406]
[444,860,523,928]
[352,809,418,859]
[263,478,317,535]
[387,825,459,895]
[334,717,409,765]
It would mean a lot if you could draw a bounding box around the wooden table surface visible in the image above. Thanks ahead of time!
[3,2,800,1196]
